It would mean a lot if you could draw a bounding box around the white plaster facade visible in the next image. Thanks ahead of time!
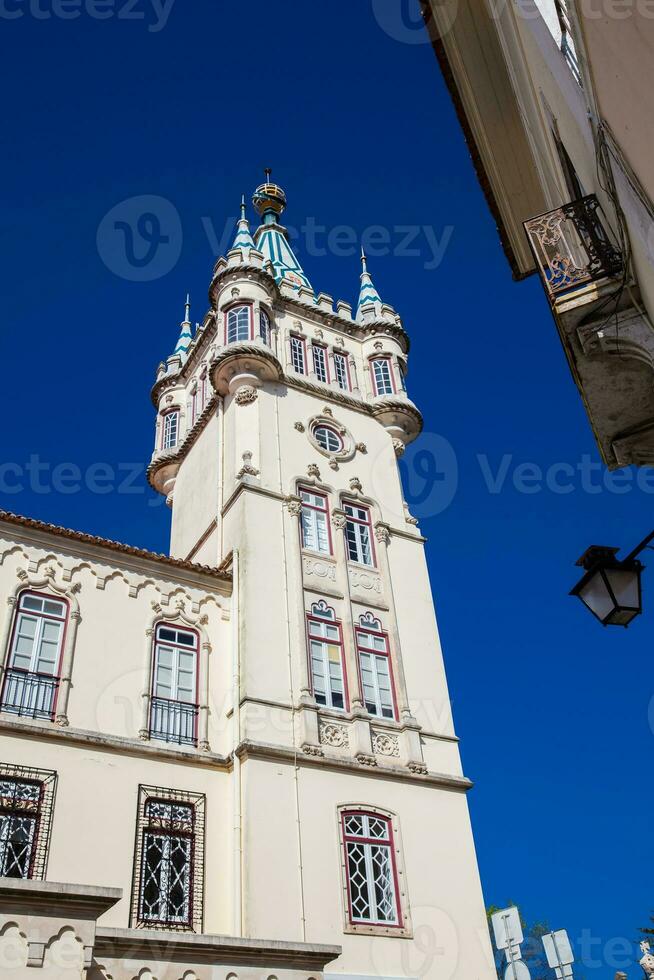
[423,1,654,468]
[0,180,495,980]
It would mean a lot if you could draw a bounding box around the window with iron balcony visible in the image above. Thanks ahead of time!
[149,624,199,747]
[1,592,67,721]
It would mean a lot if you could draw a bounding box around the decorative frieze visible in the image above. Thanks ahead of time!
[372,730,400,758]
[319,721,350,749]
[303,557,337,582]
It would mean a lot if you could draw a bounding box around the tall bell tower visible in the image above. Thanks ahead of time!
[147,177,495,979]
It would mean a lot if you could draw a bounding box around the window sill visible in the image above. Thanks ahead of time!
[343,921,413,939]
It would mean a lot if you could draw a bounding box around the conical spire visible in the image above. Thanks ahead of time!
[230,195,256,252]
[252,171,313,292]
[173,294,193,360]
[356,249,383,321]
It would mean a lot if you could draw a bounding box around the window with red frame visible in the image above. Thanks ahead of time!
[344,503,374,566]
[306,601,348,710]
[290,335,306,374]
[371,357,395,396]
[150,625,199,747]
[299,488,331,555]
[0,764,57,881]
[312,344,329,383]
[355,613,396,720]
[333,351,351,392]
[341,810,401,926]
[1,592,67,721]
[226,305,252,344]
[162,410,180,450]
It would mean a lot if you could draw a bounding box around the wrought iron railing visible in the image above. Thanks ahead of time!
[149,697,198,747]
[0,669,59,720]
[524,195,622,302]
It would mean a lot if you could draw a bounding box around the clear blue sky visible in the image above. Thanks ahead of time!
[2,1,652,974]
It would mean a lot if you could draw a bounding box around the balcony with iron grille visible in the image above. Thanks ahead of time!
[0,669,59,720]
[149,697,198,747]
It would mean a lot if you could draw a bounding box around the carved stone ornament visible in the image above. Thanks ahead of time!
[307,463,321,479]
[319,722,350,748]
[236,451,260,479]
[328,457,339,471]
[294,421,305,432]
[356,442,367,454]
[284,495,303,517]
[640,942,654,977]
[374,340,384,351]
[403,501,419,526]
[356,753,378,768]
[349,477,363,494]
[392,438,405,458]
[302,743,324,757]
[331,509,347,530]
[315,328,324,339]
[335,336,345,347]
[322,406,334,418]
[372,731,400,757]
[234,385,258,405]
[231,287,241,298]
[408,761,428,775]
[374,522,391,545]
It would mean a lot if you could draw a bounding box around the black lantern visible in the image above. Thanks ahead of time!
[570,545,643,627]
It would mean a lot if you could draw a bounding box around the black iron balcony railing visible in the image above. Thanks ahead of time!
[0,668,59,720]
[524,194,622,303]
[149,697,198,747]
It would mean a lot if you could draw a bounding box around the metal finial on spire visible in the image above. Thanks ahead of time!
[361,247,368,273]
[184,293,191,324]
[240,194,247,219]
[264,167,272,182]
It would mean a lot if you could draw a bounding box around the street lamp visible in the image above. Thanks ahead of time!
[570,542,646,627]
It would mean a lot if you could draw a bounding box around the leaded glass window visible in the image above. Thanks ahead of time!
[162,411,179,450]
[259,309,271,345]
[344,504,374,566]
[342,811,400,926]
[300,488,331,555]
[371,357,394,396]
[227,305,251,343]
[131,786,205,932]
[290,335,306,374]
[312,344,329,383]
[307,604,346,710]
[333,352,350,391]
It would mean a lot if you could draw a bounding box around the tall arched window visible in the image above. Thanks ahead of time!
[149,624,199,746]
[1,592,68,720]
[259,309,271,346]
[162,410,180,450]
[226,305,251,344]
[306,602,347,710]
[340,808,403,928]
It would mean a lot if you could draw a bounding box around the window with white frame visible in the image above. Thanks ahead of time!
[371,357,394,396]
[162,411,180,450]
[131,785,205,932]
[344,503,374,566]
[0,765,57,881]
[1,592,67,720]
[341,810,401,927]
[189,386,199,426]
[226,305,251,343]
[333,351,350,392]
[290,335,306,374]
[150,625,198,747]
[356,614,396,720]
[259,309,271,346]
[300,488,331,555]
[313,424,343,454]
[312,344,329,383]
[306,601,347,710]
[200,370,208,410]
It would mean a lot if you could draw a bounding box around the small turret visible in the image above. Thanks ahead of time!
[356,249,384,323]
[172,294,193,362]
[230,196,256,253]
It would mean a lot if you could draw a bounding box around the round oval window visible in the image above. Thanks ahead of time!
[313,425,343,453]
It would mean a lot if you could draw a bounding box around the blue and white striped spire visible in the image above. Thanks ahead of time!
[230,195,256,253]
[173,294,193,360]
[252,170,313,293]
[356,249,383,322]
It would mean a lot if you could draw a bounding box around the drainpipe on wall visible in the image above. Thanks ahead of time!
[231,547,243,937]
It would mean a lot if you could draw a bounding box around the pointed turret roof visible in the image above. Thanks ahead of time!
[252,170,313,293]
[356,250,384,322]
[173,294,193,360]
[230,196,256,253]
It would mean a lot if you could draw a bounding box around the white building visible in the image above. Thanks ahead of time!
[422,0,654,467]
[0,178,495,980]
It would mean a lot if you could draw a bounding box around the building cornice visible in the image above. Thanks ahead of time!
[95,927,341,970]
[0,511,231,585]
[0,879,122,920]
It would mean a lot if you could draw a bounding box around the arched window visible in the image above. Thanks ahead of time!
[259,309,271,346]
[370,357,395,396]
[226,305,251,344]
[306,603,347,711]
[1,592,67,721]
[162,410,180,450]
[313,425,343,454]
[149,624,199,746]
[340,809,402,927]
[333,351,351,392]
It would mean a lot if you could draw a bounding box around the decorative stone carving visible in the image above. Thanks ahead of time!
[302,743,324,757]
[408,761,428,775]
[307,463,321,479]
[231,287,241,298]
[294,421,305,432]
[403,501,419,526]
[303,558,336,581]
[328,456,339,471]
[322,406,334,418]
[319,722,350,748]
[372,731,400,757]
[373,340,384,350]
[331,509,347,530]
[374,522,391,545]
[641,942,654,977]
[234,385,258,405]
[349,569,382,594]
[392,438,405,458]
[284,495,302,517]
[349,477,363,493]
[315,328,324,339]
[236,451,260,479]
[356,442,367,453]
[356,752,378,768]
[335,336,345,347]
